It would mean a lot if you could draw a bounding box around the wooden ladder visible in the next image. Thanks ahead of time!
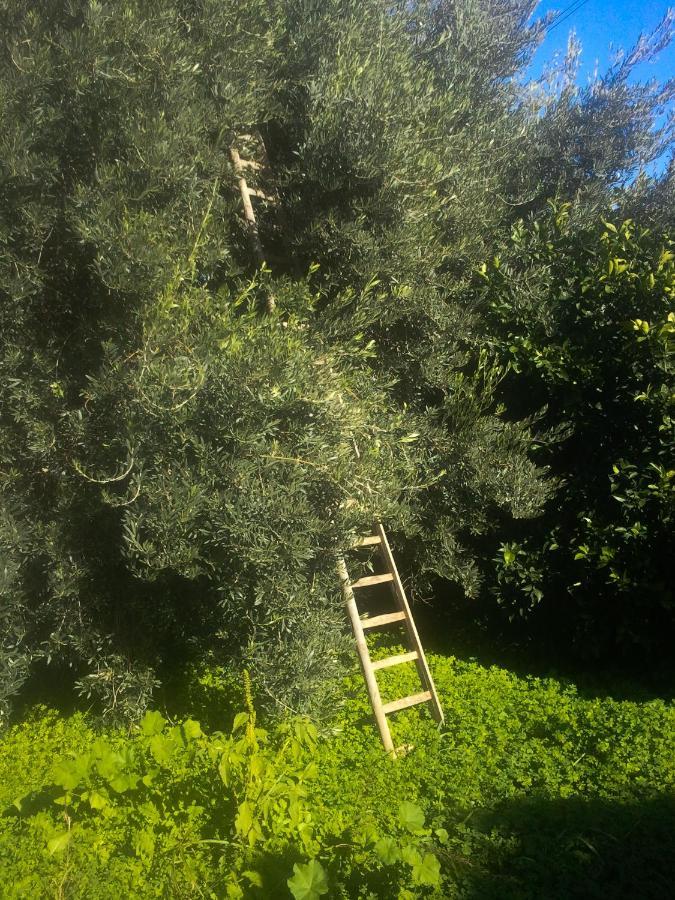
[230,131,282,313]
[231,131,443,752]
[337,523,443,754]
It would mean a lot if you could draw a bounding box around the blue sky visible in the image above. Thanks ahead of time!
[526,1,674,173]
[528,0,674,85]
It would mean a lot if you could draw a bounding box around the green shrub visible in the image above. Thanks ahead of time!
[481,209,674,659]
[0,673,444,898]
[2,656,673,897]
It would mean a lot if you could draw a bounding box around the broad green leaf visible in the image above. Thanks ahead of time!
[400,844,422,866]
[352,820,379,846]
[248,819,264,848]
[303,762,318,779]
[47,832,71,855]
[242,871,263,888]
[374,836,400,864]
[225,881,244,900]
[288,798,302,826]
[250,753,267,778]
[182,719,202,741]
[110,775,130,794]
[235,801,254,837]
[411,852,441,886]
[166,725,186,750]
[398,801,425,832]
[149,734,175,767]
[218,753,231,786]
[287,859,329,900]
[135,829,155,859]
[53,758,88,791]
[299,822,318,856]
[88,790,108,810]
[139,801,161,824]
[110,773,139,793]
[232,712,249,733]
[96,749,123,781]
[142,768,159,787]
[502,545,516,566]
[140,710,166,736]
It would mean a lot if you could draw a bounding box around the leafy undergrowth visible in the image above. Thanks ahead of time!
[1,655,673,898]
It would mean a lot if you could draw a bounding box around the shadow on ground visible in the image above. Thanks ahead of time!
[413,586,675,704]
[448,794,675,900]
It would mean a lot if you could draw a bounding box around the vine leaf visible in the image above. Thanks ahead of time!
[412,852,441,886]
[47,832,71,855]
[398,800,425,832]
[287,859,329,900]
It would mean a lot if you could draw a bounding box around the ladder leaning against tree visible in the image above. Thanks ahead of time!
[229,129,444,754]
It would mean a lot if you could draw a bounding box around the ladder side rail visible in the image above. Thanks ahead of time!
[337,555,394,753]
[375,524,444,723]
[230,146,266,267]
[245,129,292,250]
[229,144,275,313]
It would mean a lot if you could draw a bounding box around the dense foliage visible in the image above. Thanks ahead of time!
[0,0,545,720]
[481,208,674,657]
[0,0,672,720]
[1,657,673,897]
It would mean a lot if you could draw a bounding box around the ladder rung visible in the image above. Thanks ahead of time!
[352,535,381,547]
[371,651,419,671]
[361,611,406,630]
[382,691,432,715]
[351,573,394,589]
[248,188,276,202]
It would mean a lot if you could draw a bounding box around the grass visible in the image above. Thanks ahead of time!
[1,650,673,898]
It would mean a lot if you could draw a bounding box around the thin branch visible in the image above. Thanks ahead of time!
[72,455,134,484]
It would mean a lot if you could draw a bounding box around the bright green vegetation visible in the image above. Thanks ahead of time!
[483,209,674,657]
[2,657,673,898]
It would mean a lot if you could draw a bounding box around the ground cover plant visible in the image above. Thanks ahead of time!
[1,656,674,898]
